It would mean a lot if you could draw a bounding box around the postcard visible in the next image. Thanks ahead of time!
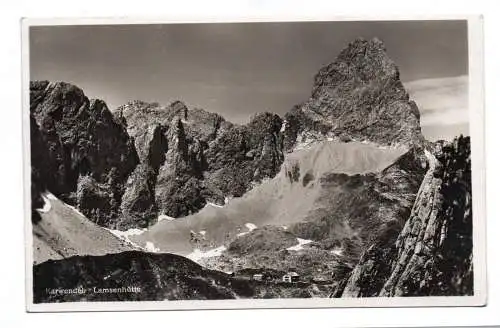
[22,16,486,311]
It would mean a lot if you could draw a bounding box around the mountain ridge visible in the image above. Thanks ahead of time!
[30,38,427,230]
[29,37,473,300]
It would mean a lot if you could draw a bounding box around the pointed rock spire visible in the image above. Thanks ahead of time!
[284,37,424,150]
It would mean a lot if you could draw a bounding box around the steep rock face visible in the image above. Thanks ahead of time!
[119,164,159,229]
[155,116,206,217]
[246,112,284,180]
[183,107,232,142]
[30,114,62,211]
[116,100,284,220]
[288,147,427,265]
[30,81,139,228]
[118,124,167,229]
[283,38,424,150]
[338,136,472,297]
[204,112,284,199]
[31,82,138,185]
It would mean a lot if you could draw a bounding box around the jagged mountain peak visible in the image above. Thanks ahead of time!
[248,111,283,132]
[313,37,398,91]
[283,37,424,150]
[30,80,84,94]
[169,100,189,119]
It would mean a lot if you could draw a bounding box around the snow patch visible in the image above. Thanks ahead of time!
[157,214,175,223]
[145,241,160,253]
[36,194,52,213]
[237,223,257,237]
[207,202,224,209]
[109,228,146,238]
[280,120,287,133]
[245,223,257,231]
[199,230,206,236]
[330,247,344,256]
[287,238,313,251]
[106,228,147,250]
[186,245,227,263]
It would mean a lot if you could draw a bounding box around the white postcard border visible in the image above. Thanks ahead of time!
[22,14,487,312]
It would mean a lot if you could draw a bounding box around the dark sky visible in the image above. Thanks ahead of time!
[29,20,468,124]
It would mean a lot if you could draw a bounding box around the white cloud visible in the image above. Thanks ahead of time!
[404,75,469,128]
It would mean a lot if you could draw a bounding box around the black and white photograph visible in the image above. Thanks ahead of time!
[23,17,486,311]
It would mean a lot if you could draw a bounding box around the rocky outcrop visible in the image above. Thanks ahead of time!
[155,116,206,217]
[31,83,284,228]
[283,38,424,151]
[116,100,284,220]
[31,82,138,185]
[30,81,139,228]
[30,114,61,211]
[288,147,427,265]
[337,136,473,297]
[118,103,210,218]
[204,112,284,199]
[119,164,159,229]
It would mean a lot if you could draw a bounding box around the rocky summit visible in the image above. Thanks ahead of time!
[29,38,424,230]
[29,37,473,301]
[283,38,424,150]
[30,84,284,229]
[30,81,139,229]
[115,100,284,227]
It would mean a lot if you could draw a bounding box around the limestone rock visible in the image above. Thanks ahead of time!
[30,81,139,228]
[284,38,424,150]
[204,112,284,199]
[119,164,158,229]
[117,99,284,218]
[337,136,473,297]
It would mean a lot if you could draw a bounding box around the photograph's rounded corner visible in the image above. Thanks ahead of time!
[25,300,38,314]
[20,17,32,28]
[473,289,488,307]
